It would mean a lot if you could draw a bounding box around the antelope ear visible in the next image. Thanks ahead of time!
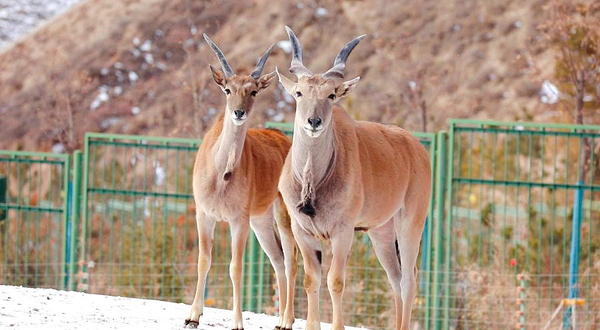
[257,71,277,91]
[275,67,296,96]
[335,77,360,99]
[209,64,227,88]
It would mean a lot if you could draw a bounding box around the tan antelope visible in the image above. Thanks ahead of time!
[276,27,432,330]
[185,34,297,330]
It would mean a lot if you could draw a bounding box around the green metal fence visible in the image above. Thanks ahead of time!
[1,119,599,330]
[0,151,73,290]
[432,120,600,330]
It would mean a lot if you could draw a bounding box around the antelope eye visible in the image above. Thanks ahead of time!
[295,91,302,97]
[224,88,231,95]
[251,90,258,97]
[328,94,336,100]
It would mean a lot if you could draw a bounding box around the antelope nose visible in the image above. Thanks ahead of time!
[234,110,245,119]
[307,117,322,129]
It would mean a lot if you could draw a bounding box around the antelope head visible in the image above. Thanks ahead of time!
[277,26,364,138]
[204,33,277,126]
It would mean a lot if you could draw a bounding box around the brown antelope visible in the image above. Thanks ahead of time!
[276,26,432,330]
[185,34,297,330]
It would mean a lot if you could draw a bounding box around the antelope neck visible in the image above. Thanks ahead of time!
[291,121,336,189]
[213,111,247,179]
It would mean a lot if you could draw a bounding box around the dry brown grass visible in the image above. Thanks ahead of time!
[0,0,568,151]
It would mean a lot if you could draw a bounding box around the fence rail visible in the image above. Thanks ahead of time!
[1,119,598,330]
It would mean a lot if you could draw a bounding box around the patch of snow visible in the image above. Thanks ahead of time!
[452,23,461,32]
[90,99,101,110]
[115,70,125,83]
[0,0,84,50]
[540,80,559,104]
[140,39,152,52]
[408,81,417,91]
[277,40,292,54]
[113,86,123,96]
[297,3,304,9]
[154,161,166,186]
[131,106,140,115]
[156,62,168,71]
[114,62,124,69]
[132,37,140,45]
[100,117,121,130]
[97,86,109,102]
[100,68,110,75]
[90,86,110,110]
[128,71,139,83]
[190,25,198,35]
[132,48,141,57]
[583,94,594,102]
[155,29,164,38]
[315,7,328,17]
[512,20,523,29]
[52,143,65,154]
[144,53,154,64]
[0,285,370,330]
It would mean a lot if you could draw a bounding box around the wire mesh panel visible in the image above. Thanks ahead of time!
[0,151,71,289]
[81,133,197,301]
[264,123,438,329]
[437,120,600,330]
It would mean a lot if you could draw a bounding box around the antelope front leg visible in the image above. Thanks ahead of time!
[368,219,403,330]
[292,222,322,330]
[185,213,216,328]
[249,209,287,330]
[328,226,353,330]
[230,217,250,330]
[274,198,297,330]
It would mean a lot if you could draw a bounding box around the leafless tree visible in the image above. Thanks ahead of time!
[542,0,600,181]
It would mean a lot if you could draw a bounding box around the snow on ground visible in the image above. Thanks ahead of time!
[0,286,369,330]
[0,0,83,50]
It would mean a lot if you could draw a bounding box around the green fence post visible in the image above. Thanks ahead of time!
[0,176,6,221]
[423,134,437,330]
[431,131,447,330]
[245,232,260,312]
[80,135,91,292]
[442,125,455,330]
[60,154,71,290]
[68,151,82,291]
[257,249,265,313]
[563,181,584,328]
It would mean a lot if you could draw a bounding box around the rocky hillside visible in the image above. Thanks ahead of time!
[0,0,565,152]
[0,0,83,50]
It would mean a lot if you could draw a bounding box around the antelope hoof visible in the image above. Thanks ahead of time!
[232,328,244,330]
[184,319,199,328]
[274,327,281,330]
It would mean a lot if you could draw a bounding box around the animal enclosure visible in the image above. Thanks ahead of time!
[0,119,598,330]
